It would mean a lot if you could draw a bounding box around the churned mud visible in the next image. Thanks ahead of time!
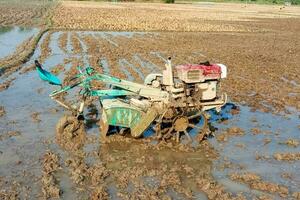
[41,151,61,198]
[0,3,299,198]
[230,173,289,198]
[1,23,300,113]
[40,32,53,62]
[0,29,299,198]
[0,131,21,141]
[273,153,300,162]
[0,0,55,27]
[279,139,299,148]
[58,32,68,54]
[56,116,86,151]
[30,112,41,123]
[216,127,245,143]
[0,77,15,91]
[58,136,221,199]
[0,106,5,117]
[52,1,300,32]
[211,105,300,199]
[51,64,65,75]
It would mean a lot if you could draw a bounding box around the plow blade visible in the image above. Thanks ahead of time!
[131,107,158,138]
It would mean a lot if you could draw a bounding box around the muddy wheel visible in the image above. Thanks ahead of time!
[56,115,86,151]
[192,113,209,142]
[99,111,109,139]
[117,127,130,136]
[157,109,210,143]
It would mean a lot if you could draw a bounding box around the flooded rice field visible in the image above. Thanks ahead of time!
[0,26,39,59]
[0,29,299,199]
[211,106,300,199]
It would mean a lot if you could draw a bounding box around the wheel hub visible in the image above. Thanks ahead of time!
[174,116,189,132]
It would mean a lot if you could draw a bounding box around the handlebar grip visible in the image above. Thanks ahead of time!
[35,60,42,68]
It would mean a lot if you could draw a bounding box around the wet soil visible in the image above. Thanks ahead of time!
[57,136,224,199]
[279,139,299,148]
[30,112,41,123]
[211,105,300,199]
[273,153,300,162]
[52,1,300,32]
[0,131,21,141]
[0,28,299,198]
[0,4,299,198]
[0,105,5,117]
[230,173,289,198]
[0,77,15,91]
[41,151,61,198]
[0,0,54,27]
[216,127,245,142]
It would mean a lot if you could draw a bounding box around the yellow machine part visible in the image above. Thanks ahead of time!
[131,106,158,138]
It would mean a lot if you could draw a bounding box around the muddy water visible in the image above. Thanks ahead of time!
[0,26,39,59]
[0,30,299,199]
[0,30,167,198]
[211,105,300,198]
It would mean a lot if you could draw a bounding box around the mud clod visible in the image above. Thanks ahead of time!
[51,64,65,75]
[273,152,300,161]
[292,192,300,200]
[65,156,89,185]
[56,115,86,151]
[217,127,245,142]
[251,128,262,135]
[30,112,41,123]
[91,186,109,200]
[263,138,272,145]
[279,139,299,148]
[0,106,5,117]
[0,78,16,92]
[0,131,21,141]
[41,151,61,198]
[0,189,19,200]
[42,151,60,174]
[281,172,292,180]
[196,177,246,200]
[230,173,289,197]
[227,127,245,135]
[88,163,109,186]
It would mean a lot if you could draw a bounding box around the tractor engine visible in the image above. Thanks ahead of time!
[175,62,227,101]
[144,58,227,112]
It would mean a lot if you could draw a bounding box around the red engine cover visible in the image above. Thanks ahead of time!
[176,64,221,79]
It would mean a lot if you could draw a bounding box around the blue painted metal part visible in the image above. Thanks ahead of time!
[90,89,136,97]
[36,67,61,86]
[207,103,237,122]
